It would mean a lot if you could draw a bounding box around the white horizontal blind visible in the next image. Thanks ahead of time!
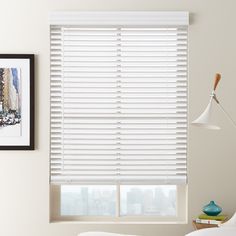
[50,14,188,185]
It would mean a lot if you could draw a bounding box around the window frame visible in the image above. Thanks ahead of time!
[50,184,187,223]
[49,11,189,224]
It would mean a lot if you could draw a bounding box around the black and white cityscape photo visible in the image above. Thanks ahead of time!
[0,68,21,136]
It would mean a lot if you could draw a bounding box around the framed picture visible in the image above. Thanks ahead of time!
[0,54,34,150]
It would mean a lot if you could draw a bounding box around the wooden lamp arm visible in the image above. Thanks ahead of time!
[212,73,236,128]
[214,73,221,91]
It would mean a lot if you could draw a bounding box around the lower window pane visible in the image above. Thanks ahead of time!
[61,185,116,216]
[120,185,176,216]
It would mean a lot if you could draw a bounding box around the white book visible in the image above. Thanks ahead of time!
[195,218,223,225]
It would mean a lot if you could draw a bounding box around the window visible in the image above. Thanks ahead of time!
[50,12,188,223]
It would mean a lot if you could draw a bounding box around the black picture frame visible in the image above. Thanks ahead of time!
[0,54,34,150]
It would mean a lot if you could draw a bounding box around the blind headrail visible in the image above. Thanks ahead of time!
[49,11,189,26]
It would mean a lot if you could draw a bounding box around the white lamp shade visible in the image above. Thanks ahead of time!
[191,98,220,130]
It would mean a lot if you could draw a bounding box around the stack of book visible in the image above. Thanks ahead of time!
[195,214,228,226]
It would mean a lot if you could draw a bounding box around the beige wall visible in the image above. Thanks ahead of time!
[0,0,236,235]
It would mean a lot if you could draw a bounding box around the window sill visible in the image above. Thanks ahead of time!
[50,220,188,225]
